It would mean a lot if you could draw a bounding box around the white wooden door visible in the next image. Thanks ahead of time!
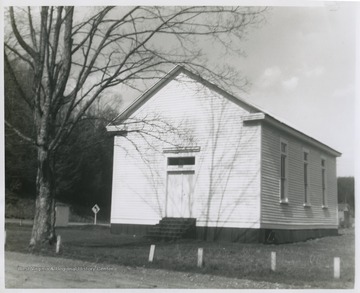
[166,171,194,217]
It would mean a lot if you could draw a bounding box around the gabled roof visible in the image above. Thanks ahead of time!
[108,65,261,123]
[107,65,341,157]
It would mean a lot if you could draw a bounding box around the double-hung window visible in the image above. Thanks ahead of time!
[321,158,327,207]
[280,139,288,203]
[303,150,310,206]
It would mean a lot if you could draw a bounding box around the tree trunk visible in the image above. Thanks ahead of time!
[29,146,56,250]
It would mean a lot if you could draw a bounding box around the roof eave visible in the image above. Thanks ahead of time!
[106,65,184,127]
[107,65,262,128]
[243,113,341,157]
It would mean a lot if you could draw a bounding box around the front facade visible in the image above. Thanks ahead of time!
[107,66,341,243]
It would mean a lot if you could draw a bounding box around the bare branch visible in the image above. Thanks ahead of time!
[27,7,38,51]
[71,7,114,54]
[5,120,36,145]
[9,7,37,59]
[4,43,34,69]
[6,5,266,153]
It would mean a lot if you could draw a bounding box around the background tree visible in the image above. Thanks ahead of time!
[5,59,37,197]
[4,6,266,250]
[53,103,117,220]
[5,58,116,221]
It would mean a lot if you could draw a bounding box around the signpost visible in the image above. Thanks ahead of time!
[92,204,100,225]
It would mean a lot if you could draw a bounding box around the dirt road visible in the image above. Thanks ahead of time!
[5,251,299,289]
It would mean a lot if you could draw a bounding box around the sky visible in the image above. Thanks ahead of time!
[1,1,358,177]
[114,2,358,177]
[236,4,357,177]
[228,4,355,177]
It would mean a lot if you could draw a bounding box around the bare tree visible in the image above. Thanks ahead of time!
[4,6,266,250]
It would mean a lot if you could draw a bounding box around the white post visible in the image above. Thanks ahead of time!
[334,257,340,279]
[56,235,61,254]
[271,251,276,272]
[94,213,97,225]
[4,230,6,246]
[149,244,156,262]
[197,248,204,268]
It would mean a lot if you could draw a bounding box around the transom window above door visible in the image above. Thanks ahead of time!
[168,157,195,166]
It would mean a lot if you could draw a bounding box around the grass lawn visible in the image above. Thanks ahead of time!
[5,223,355,289]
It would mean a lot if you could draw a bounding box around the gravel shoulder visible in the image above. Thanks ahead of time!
[5,251,300,289]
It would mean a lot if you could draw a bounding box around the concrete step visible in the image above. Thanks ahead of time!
[146,217,196,241]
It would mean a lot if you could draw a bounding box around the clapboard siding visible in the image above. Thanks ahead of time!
[111,73,261,228]
[260,123,338,228]
[110,136,165,225]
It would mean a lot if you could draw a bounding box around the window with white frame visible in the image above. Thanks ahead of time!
[280,139,288,203]
[303,150,310,206]
[321,158,327,207]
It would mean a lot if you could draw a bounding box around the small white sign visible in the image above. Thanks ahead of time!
[92,204,100,225]
[92,204,100,214]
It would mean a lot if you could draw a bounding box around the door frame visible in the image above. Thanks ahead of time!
[163,148,199,218]
[166,170,195,218]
